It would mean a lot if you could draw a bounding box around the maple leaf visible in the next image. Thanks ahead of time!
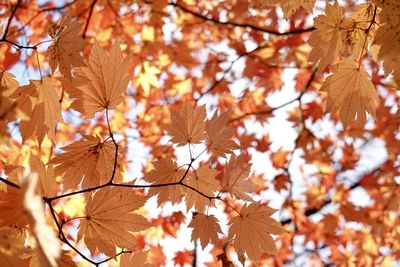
[228,203,285,261]
[373,2,400,83]
[78,187,151,257]
[0,227,29,266]
[21,169,61,267]
[262,0,315,19]
[50,135,121,190]
[0,185,27,227]
[320,59,377,127]
[165,100,206,146]
[183,165,220,212]
[65,41,130,117]
[188,213,222,249]
[17,78,63,144]
[134,61,161,96]
[46,13,84,79]
[221,155,256,201]
[29,154,58,198]
[206,112,239,157]
[309,1,344,71]
[120,250,152,267]
[143,158,185,205]
[0,72,19,121]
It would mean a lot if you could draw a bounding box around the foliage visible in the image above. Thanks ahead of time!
[0,0,399,266]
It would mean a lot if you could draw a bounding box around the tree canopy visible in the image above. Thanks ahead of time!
[0,0,399,266]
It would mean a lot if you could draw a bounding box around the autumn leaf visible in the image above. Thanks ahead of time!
[183,165,220,212]
[78,187,151,257]
[21,169,61,267]
[221,155,256,201]
[65,41,130,117]
[188,213,222,249]
[228,203,285,261]
[320,59,377,127]
[0,72,19,121]
[120,250,152,267]
[143,158,185,205]
[166,100,206,146]
[134,61,161,96]
[0,227,29,266]
[29,154,58,198]
[0,185,27,227]
[309,1,344,71]
[17,78,63,144]
[46,13,84,79]
[206,112,239,157]
[262,0,316,19]
[50,135,121,190]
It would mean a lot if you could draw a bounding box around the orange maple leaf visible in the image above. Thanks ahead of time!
[166,100,206,146]
[228,203,286,261]
[188,213,222,249]
[221,155,256,201]
[183,165,220,212]
[50,135,121,190]
[46,13,84,79]
[206,112,239,157]
[77,187,151,257]
[143,158,186,205]
[65,41,130,117]
[17,78,63,144]
[320,59,377,127]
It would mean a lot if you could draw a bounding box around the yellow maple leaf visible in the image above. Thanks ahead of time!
[309,1,344,71]
[46,13,85,79]
[320,59,377,127]
[17,78,63,144]
[206,112,239,158]
[188,213,222,249]
[134,61,160,96]
[50,135,121,190]
[221,155,256,201]
[228,203,285,261]
[165,100,206,146]
[77,187,151,257]
[66,41,130,117]
[183,165,220,212]
[143,158,185,205]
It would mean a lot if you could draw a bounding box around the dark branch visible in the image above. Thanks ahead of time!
[170,1,315,36]
[82,0,98,38]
